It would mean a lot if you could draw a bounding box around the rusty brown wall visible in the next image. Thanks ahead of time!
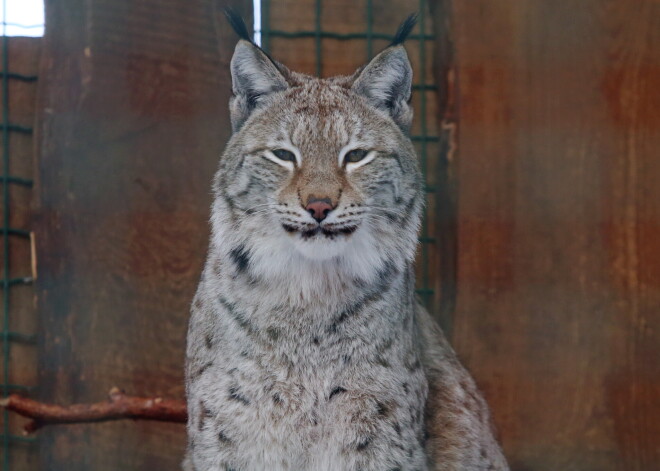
[34,1,251,469]
[444,1,660,470]
[24,0,660,470]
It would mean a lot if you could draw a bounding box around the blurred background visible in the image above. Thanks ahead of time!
[0,0,658,469]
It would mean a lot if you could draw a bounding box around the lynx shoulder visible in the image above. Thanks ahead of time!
[184,12,508,471]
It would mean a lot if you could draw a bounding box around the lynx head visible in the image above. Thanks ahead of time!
[212,12,423,292]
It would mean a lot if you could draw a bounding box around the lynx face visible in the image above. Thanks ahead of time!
[212,37,423,290]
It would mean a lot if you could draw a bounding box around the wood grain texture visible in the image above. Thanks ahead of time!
[451,1,660,469]
[34,1,251,469]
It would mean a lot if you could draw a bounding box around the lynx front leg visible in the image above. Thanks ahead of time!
[307,437,428,471]
[307,394,429,471]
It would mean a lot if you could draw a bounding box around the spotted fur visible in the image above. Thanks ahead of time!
[184,16,508,471]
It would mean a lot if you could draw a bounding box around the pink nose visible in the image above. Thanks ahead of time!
[306,198,334,222]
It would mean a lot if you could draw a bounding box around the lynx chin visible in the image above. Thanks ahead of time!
[184,11,508,471]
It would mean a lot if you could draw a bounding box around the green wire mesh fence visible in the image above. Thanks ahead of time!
[1,2,40,467]
[259,0,437,307]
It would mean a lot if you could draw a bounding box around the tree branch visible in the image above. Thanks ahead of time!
[0,387,187,433]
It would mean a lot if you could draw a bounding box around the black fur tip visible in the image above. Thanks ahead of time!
[391,13,418,46]
[224,7,252,42]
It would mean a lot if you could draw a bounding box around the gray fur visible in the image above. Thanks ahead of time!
[185,36,508,471]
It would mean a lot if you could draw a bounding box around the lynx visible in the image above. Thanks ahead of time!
[184,11,508,471]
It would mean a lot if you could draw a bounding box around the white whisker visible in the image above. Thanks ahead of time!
[240,202,279,215]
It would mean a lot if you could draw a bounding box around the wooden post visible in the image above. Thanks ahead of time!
[34,1,251,469]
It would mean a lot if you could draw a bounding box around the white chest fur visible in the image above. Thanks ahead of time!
[186,264,428,471]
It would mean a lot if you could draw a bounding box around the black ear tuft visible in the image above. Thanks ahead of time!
[391,13,418,46]
[224,7,252,42]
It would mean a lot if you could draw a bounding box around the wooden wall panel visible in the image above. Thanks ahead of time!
[29,0,660,469]
[34,1,251,469]
[450,1,660,469]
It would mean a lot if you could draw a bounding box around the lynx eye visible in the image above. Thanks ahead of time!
[344,149,369,164]
[272,149,296,163]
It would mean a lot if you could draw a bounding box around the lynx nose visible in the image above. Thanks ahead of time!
[306,198,334,223]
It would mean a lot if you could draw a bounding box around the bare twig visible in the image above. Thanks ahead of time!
[0,387,187,433]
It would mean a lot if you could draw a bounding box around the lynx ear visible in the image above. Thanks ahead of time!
[351,15,416,131]
[352,45,413,132]
[229,40,289,131]
[223,9,289,131]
